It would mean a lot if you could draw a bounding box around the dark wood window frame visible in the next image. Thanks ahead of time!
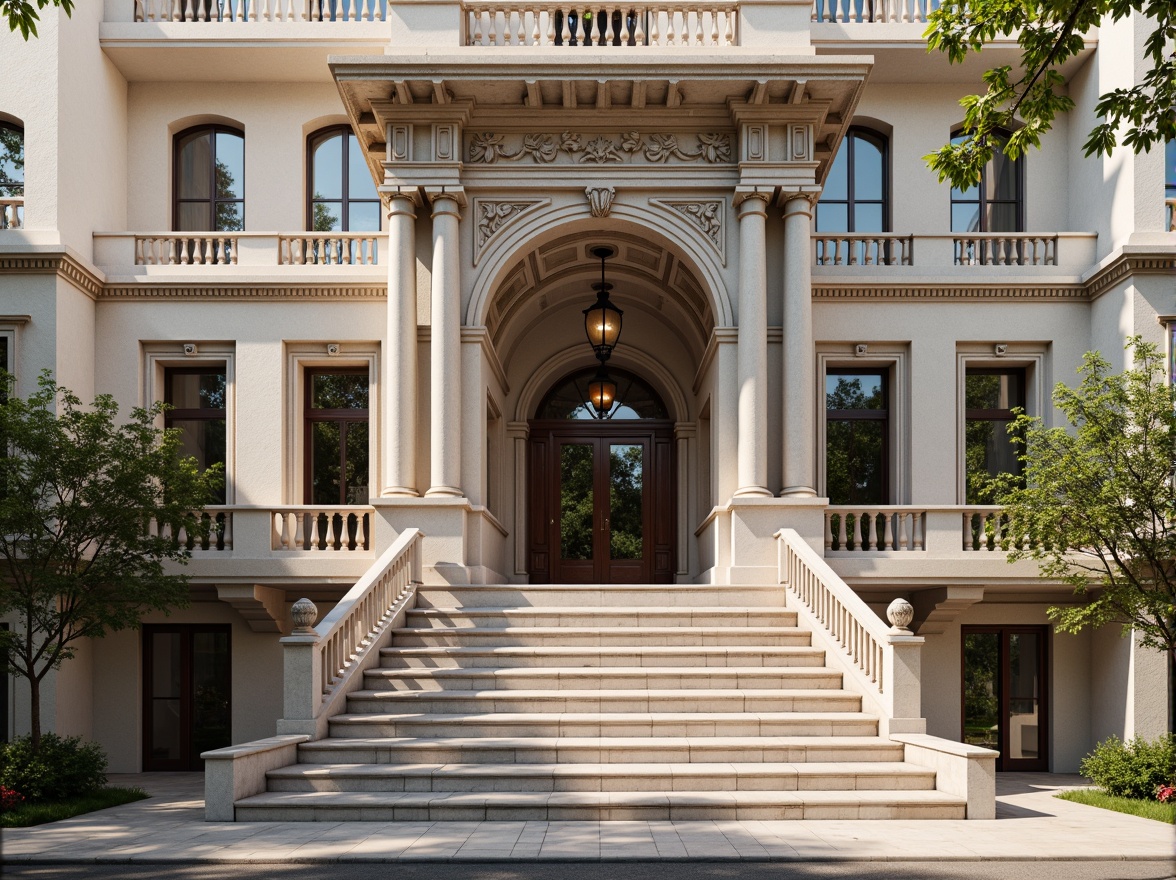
[949,127,1025,233]
[816,126,890,233]
[825,367,890,505]
[306,125,381,233]
[961,625,1049,772]
[964,366,1026,504]
[142,623,232,772]
[173,124,245,232]
[164,365,227,506]
[303,367,370,506]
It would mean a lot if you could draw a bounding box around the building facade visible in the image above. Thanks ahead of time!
[0,0,1172,782]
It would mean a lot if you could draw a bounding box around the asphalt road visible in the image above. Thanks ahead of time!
[2,862,1174,880]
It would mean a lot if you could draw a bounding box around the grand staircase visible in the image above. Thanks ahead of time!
[234,583,966,820]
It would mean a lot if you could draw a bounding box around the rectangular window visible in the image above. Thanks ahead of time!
[304,369,370,505]
[825,369,888,505]
[165,366,227,504]
[964,368,1024,503]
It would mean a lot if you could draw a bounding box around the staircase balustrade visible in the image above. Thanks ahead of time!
[270,506,374,552]
[825,507,925,552]
[776,528,924,735]
[0,197,22,230]
[134,0,387,21]
[462,2,738,46]
[278,528,424,738]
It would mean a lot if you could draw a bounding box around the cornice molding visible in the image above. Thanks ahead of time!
[0,254,102,300]
[99,284,386,301]
[812,284,1087,301]
[1084,252,1176,302]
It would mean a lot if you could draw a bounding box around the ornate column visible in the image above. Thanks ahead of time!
[781,191,817,497]
[382,191,419,496]
[734,190,772,497]
[426,190,465,497]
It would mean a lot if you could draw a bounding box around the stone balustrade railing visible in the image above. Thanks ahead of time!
[811,0,938,22]
[279,232,379,265]
[1167,197,1175,232]
[961,506,1042,552]
[462,1,738,46]
[146,506,234,551]
[135,0,387,21]
[0,197,22,230]
[825,506,924,552]
[776,528,925,735]
[812,232,1095,269]
[270,505,374,552]
[93,232,388,268]
[279,527,423,738]
[814,234,912,266]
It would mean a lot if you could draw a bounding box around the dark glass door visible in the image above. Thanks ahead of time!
[962,626,1047,771]
[143,625,231,771]
[529,421,673,584]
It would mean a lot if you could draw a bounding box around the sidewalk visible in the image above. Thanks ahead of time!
[1,772,1173,863]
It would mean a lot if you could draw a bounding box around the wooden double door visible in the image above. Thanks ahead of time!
[528,421,674,583]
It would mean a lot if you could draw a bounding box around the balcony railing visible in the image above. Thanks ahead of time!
[462,2,738,46]
[94,232,386,268]
[824,505,1044,555]
[134,0,388,21]
[813,232,1096,268]
[271,506,374,552]
[0,197,22,230]
[1167,196,1175,233]
[811,0,939,22]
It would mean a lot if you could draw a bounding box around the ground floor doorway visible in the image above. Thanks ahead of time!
[142,625,231,771]
[962,626,1049,771]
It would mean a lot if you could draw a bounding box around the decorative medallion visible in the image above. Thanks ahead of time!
[468,131,733,165]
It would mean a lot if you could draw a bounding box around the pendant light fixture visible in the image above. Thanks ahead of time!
[582,245,623,362]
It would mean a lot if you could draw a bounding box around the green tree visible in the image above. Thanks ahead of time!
[2,0,73,39]
[0,373,222,751]
[0,126,23,198]
[923,0,1174,190]
[985,338,1176,662]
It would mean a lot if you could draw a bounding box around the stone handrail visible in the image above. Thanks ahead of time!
[279,232,380,266]
[814,234,912,266]
[825,506,924,551]
[462,1,738,46]
[0,197,22,230]
[776,528,924,735]
[135,0,387,21]
[278,527,424,738]
[270,505,374,551]
[811,0,938,22]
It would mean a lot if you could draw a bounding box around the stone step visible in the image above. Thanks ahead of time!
[414,585,786,610]
[297,735,907,765]
[363,665,843,691]
[327,711,879,738]
[345,688,863,715]
[404,607,798,629]
[234,788,966,821]
[378,645,828,669]
[391,626,812,648]
[266,761,938,794]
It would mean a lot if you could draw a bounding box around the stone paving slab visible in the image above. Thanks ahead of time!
[1,772,1172,863]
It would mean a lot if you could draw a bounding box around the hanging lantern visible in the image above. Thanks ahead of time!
[583,245,623,362]
[587,365,618,419]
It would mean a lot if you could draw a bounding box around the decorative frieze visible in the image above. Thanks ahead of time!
[468,131,733,165]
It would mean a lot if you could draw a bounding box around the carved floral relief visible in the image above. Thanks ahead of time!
[468,131,733,165]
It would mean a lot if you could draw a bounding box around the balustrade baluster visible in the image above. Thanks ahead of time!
[836,512,847,551]
[881,513,892,551]
[894,511,905,550]
[824,513,833,551]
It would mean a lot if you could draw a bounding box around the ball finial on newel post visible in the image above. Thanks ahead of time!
[290,598,319,633]
[886,597,914,633]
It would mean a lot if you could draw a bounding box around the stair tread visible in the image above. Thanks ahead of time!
[269,761,934,778]
[348,688,859,700]
[332,711,875,722]
[302,735,901,748]
[395,626,808,634]
[238,789,963,806]
[382,645,823,654]
[368,665,837,677]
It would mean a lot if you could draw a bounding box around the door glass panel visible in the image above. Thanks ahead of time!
[149,633,182,762]
[609,444,643,560]
[559,444,594,560]
[344,422,369,504]
[310,421,342,505]
[963,632,1000,751]
[1008,633,1041,759]
[190,632,231,759]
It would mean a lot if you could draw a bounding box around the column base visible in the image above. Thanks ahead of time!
[733,486,774,498]
[780,486,817,498]
[380,487,421,498]
[425,485,464,498]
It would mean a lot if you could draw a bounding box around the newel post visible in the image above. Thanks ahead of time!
[276,598,322,737]
[883,597,926,735]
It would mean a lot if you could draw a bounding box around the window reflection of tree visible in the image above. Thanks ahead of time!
[559,444,594,560]
[825,375,886,506]
[609,445,643,560]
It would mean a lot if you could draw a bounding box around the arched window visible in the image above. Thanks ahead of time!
[816,127,888,233]
[0,120,23,229]
[1165,139,1175,232]
[537,368,668,421]
[949,129,1023,233]
[307,126,380,232]
[173,125,244,232]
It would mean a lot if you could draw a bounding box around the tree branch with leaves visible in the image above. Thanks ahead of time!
[2,0,73,39]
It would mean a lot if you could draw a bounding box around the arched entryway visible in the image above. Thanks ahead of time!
[527,368,675,584]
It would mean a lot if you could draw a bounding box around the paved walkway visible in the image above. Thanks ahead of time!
[1,773,1173,863]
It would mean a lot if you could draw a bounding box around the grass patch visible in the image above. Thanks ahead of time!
[0,786,149,827]
[1056,788,1176,824]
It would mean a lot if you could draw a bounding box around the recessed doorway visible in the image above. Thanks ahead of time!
[527,368,674,584]
[962,625,1049,771]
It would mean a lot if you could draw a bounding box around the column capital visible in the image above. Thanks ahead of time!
[778,188,821,211]
[426,187,468,212]
[386,189,421,218]
[734,187,773,213]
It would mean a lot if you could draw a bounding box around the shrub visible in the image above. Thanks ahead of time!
[1,785,24,811]
[1079,734,1176,800]
[0,734,107,803]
